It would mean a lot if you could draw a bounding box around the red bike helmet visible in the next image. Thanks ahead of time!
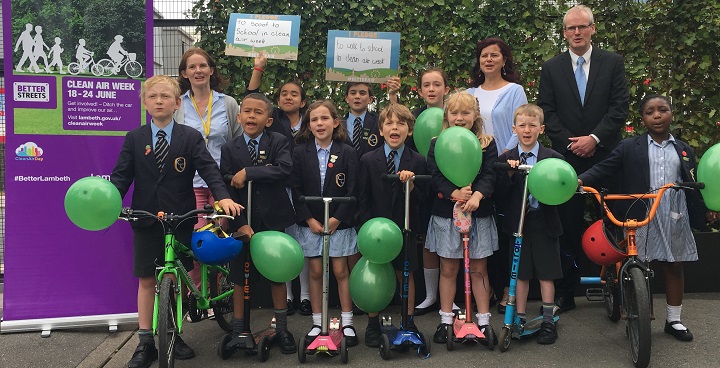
[191,227,243,265]
[582,220,627,266]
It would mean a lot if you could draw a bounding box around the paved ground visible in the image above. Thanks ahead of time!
[2,291,719,367]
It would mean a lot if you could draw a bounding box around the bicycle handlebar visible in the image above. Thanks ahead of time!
[298,196,356,204]
[493,162,532,172]
[581,181,704,229]
[381,174,432,182]
[119,204,232,223]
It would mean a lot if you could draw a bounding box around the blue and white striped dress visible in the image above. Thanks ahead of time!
[635,136,697,262]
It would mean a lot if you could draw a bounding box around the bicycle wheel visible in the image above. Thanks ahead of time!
[67,62,81,75]
[125,61,143,78]
[624,267,651,368]
[603,267,621,322]
[209,267,234,332]
[97,59,114,76]
[158,277,177,368]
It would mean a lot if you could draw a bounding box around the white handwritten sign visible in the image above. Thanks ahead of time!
[225,14,300,60]
[325,30,400,83]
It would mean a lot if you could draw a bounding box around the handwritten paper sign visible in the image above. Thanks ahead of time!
[225,14,300,60]
[325,30,400,83]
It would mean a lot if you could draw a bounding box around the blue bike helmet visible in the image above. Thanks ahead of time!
[191,228,243,265]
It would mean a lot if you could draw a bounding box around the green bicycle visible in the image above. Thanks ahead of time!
[119,205,242,368]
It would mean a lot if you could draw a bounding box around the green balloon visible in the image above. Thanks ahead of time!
[414,107,444,157]
[64,176,122,231]
[250,231,305,283]
[435,126,483,187]
[350,257,396,313]
[698,142,720,211]
[357,217,403,264]
[527,158,578,205]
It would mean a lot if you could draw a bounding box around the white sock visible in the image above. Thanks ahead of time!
[476,312,491,326]
[308,313,322,336]
[452,302,460,311]
[300,258,310,301]
[439,310,455,325]
[341,311,353,328]
[286,281,294,301]
[666,304,686,330]
[417,268,439,308]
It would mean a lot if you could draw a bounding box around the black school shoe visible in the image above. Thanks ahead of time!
[664,321,694,342]
[433,323,451,344]
[365,324,382,347]
[286,299,296,316]
[127,342,158,368]
[174,335,196,360]
[414,300,439,316]
[299,299,312,316]
[342,326,359,346]
[537,321,558,345]
[275,329,298,353]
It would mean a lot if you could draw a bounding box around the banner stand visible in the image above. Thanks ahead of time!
[0,313,138,336]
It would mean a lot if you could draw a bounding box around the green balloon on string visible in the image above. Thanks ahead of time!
[698,142,720,211]
[527,158,578,205]
[435,126,483,187]
[414,107,444,157]
[64,176,122,231]
[250,231,305,283]
[350,257,396,313]
[357,217,403,264]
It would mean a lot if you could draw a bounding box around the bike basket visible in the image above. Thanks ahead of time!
[191,228,243,265]
[582,220,627,266]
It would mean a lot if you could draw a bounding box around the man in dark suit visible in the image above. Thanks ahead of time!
[538,4,630,312]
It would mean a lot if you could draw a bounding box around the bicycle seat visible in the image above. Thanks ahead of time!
[582,220,627,266]
[192,227,243,265]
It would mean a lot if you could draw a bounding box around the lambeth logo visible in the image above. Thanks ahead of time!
[16,142,44,161]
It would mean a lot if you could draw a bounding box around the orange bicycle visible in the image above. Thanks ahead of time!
[579,182,704,368]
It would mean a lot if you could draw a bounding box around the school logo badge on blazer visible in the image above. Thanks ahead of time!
[174,157,186,172]
[335,173,346,187]
[368,133,378,147]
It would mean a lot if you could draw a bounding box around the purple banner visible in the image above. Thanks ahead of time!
[2,0,151,325]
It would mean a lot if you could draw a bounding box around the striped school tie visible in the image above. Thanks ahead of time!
[155,130,168,172]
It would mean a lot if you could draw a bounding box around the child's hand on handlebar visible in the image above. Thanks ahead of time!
[216,198,243,217]
[398,170,415,191]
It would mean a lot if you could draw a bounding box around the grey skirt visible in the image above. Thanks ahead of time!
[295,225,358,257]
[425,215,498,259]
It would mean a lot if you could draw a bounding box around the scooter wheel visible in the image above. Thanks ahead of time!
[297,338,307,363]
[340,337,349,364]
[499,326,512,352]
[446,327,454,351]
[218,334,234,360]
[484,324,497,351]
[258,336,270,362]
[379,334,391,360]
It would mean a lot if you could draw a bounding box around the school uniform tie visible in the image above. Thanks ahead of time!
[352,117,362,151]
[248,139,258,166]
[519,151,533,165]
[155,130,168,172]
[387,150,397,191]
[520,152,538,209]
[575,56,587,105]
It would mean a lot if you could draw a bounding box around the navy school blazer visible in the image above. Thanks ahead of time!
[111,123,231,229]
[292,140,359,229]
[357,146,428,232]
[342,111,384,159]
[219,131,295,231]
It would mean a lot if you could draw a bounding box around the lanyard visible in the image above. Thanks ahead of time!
[190,90,213,144]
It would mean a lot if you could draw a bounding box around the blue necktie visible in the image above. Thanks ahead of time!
[575,56,587,105]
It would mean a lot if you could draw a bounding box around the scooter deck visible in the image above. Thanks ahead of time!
[306,328,343,353]
[517,315,559,338]
[452,319,486,341]
[381,325,425,347]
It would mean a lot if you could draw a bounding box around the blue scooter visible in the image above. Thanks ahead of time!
[494,162,559,352]
[379,174,432,360]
